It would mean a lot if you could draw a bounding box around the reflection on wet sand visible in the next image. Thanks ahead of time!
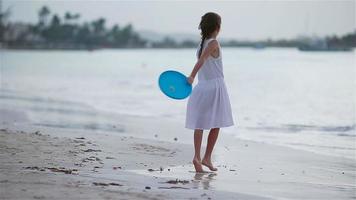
[193,172,217,190]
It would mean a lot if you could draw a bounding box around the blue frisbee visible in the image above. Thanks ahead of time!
[158,70,192,100]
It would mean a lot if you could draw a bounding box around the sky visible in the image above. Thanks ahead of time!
[2,0,355,40]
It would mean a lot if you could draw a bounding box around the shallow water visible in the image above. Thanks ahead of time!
[0,48,355,159]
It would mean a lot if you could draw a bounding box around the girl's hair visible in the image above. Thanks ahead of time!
[198,12,221,58]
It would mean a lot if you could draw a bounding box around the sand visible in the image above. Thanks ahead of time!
[0,127,355,200]
[0,129,269,200]
[0,108,355,199]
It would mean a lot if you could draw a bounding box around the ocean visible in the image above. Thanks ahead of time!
[0,47,355,160]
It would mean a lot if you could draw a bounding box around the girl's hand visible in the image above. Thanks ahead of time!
[187,76,194,85]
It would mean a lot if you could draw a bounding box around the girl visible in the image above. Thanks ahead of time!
[186,12,234,172]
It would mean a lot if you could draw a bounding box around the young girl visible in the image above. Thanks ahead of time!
[186,12,234,172]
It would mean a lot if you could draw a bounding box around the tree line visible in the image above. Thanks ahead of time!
[1,6,149,49]
[0,5,355,50]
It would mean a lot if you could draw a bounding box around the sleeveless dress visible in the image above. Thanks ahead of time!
[185,38,234,130]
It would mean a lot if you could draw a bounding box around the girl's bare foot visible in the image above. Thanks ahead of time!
[202,158,218,171]
[192,158,204,173]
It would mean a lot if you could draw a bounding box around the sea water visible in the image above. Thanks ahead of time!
[0,48,355,160]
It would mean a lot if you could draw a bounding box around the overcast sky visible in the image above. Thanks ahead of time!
[2,0,355,40]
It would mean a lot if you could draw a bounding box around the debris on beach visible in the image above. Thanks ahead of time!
[109,183,122,186]
[24,166,45,171]
[164,179,190,184]
[83,149,102,152]
[24,166,79,174]
[47,167,78,174]
[173,137,178,141]
[74,163,84,167]
[113,166,122,170]
[82,156,102,162]
[33,131,41,135]
[229,169,236,171]
[93,182,123,186]
[105,156,115,159]
[75,137,85,140]
[145,186,151,189]
[158,186,189,190]
[24,166,38,170]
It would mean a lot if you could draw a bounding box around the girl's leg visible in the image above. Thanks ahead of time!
[193,129,204,172]
[202,128,220,171]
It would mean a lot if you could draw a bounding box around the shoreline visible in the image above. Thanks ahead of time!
[0,105,354,162]
[0,107,355,199]
[1,123,355,199]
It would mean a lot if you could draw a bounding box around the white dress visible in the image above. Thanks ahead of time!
[185,38,234,130]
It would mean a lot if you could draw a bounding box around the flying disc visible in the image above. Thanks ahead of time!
[158,70,192,100]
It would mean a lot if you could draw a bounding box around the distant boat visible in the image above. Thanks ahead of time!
[298,45,352,52]
[298,38,352,52]
[253,43,265,50]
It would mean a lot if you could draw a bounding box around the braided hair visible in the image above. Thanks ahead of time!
[198,12,221,58]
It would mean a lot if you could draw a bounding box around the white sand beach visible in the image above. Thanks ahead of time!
[0,109,355,200]
[0,128,267,200]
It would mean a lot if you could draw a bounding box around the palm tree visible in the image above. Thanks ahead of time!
[92,18,106,34]
[64,12,81,24]
[0,0,11,42]
[38,6,50,26]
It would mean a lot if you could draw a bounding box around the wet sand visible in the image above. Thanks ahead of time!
[0,126,355,199]
[0,129,269,199]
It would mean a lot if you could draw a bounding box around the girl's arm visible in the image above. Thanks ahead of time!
[187,40,219,84]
